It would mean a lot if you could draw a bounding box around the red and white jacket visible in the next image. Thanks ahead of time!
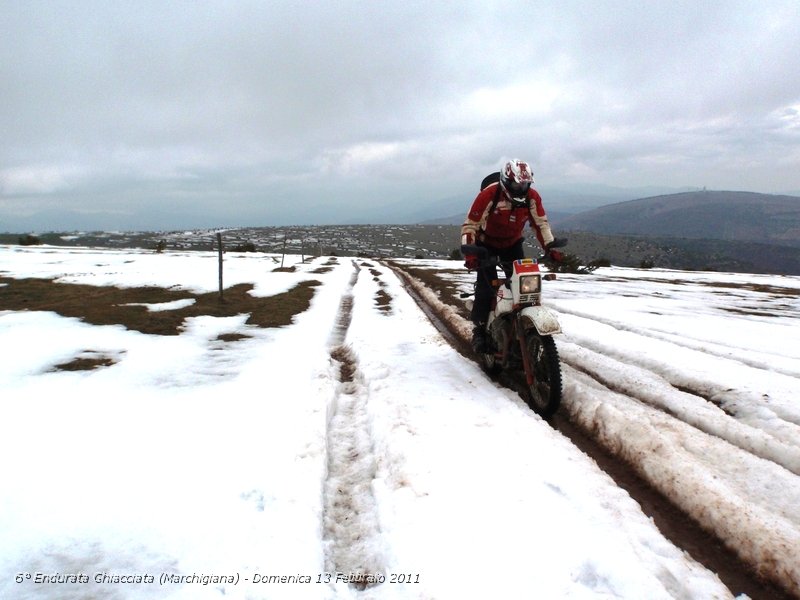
[461,183,555,250]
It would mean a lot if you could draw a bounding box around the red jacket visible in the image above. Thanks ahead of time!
[461,183,555,249]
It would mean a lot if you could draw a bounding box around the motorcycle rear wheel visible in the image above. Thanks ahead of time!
[524,332,562,417]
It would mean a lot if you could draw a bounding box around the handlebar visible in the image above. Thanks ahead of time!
[460,237,568,268]
[459,240,566,298]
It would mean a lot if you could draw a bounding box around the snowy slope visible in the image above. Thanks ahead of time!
[0,244,797,599]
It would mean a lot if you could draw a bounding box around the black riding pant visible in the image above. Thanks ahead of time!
[470,238,525,326]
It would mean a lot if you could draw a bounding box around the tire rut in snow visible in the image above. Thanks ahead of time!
[557,343,800,476]
[389,262,796,600]
[551,303,800,380]
[323,263,386,590]
[328,261,360,348]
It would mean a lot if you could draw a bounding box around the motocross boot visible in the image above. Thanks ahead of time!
[472,324,489,354]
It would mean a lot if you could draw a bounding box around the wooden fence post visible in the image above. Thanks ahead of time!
[217,232,224,301]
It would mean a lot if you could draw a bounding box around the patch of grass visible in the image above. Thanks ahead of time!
[0,276,321,335]
[385,262,470,319]
[247,280,321,328]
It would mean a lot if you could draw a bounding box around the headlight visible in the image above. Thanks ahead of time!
[519,275,541,294]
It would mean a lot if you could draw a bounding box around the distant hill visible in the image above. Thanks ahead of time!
[422,210,574,227]
[557,231,800,275]
[415,184,699,226]
[556,191,800,247]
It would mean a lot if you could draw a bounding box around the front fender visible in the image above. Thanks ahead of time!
[519,306,561,335]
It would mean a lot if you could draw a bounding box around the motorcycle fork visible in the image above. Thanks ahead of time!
[515,316,536,386]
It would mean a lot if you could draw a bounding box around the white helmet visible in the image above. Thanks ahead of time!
[500,159,534,204]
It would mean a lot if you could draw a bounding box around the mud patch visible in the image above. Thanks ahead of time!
[324,345,385,590]
[331,345,356,382]
[375,288,392,313]
[215,332,253,342]
[49,350,123,372]
[322,263,385,590]
[721,306,780,318]
[371,270,393,314]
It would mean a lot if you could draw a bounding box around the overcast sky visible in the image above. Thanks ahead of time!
[2,0,800,230]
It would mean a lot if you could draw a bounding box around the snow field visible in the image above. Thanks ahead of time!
[4,246,794,598]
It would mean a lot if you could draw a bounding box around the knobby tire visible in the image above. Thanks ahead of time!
[525,332,562,417]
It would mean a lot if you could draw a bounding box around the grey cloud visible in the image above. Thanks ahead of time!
[2,0,799,231]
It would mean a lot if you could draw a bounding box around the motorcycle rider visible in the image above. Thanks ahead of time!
[461,159,563,353]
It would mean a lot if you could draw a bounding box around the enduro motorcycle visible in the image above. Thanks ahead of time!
[460,241,567,417]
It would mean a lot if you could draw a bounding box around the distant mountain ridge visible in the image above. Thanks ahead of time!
[556,190,800,247]
[418,184,701,226]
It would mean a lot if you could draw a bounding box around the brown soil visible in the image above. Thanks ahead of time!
[50,355,119,372]
[0,276,321,336]
[385,262,470,320]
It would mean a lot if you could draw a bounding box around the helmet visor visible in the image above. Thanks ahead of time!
[506,181,530,198]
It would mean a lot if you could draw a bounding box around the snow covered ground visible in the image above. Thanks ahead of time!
[397,257,800,598]
[0,244,798,599]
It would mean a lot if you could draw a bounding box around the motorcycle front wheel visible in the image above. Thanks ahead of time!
[524,332,562,417]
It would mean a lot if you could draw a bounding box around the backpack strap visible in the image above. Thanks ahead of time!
[489,183,530,213]
[489,183,502,213]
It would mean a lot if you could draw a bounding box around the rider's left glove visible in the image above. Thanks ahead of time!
[548,249,564,262]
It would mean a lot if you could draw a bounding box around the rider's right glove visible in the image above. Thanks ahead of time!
[547,249,564,262]
[464,255,479,270]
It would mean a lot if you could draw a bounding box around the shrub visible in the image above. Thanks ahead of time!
[18,234,41,246]
[232,241,257,252]
[549,252,600,274]
[588,257,612,268]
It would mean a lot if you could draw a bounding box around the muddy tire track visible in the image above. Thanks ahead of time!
[323,261,386,591]
[557,342,800,475]
[551,303,800,379]
[388,261,796,600]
